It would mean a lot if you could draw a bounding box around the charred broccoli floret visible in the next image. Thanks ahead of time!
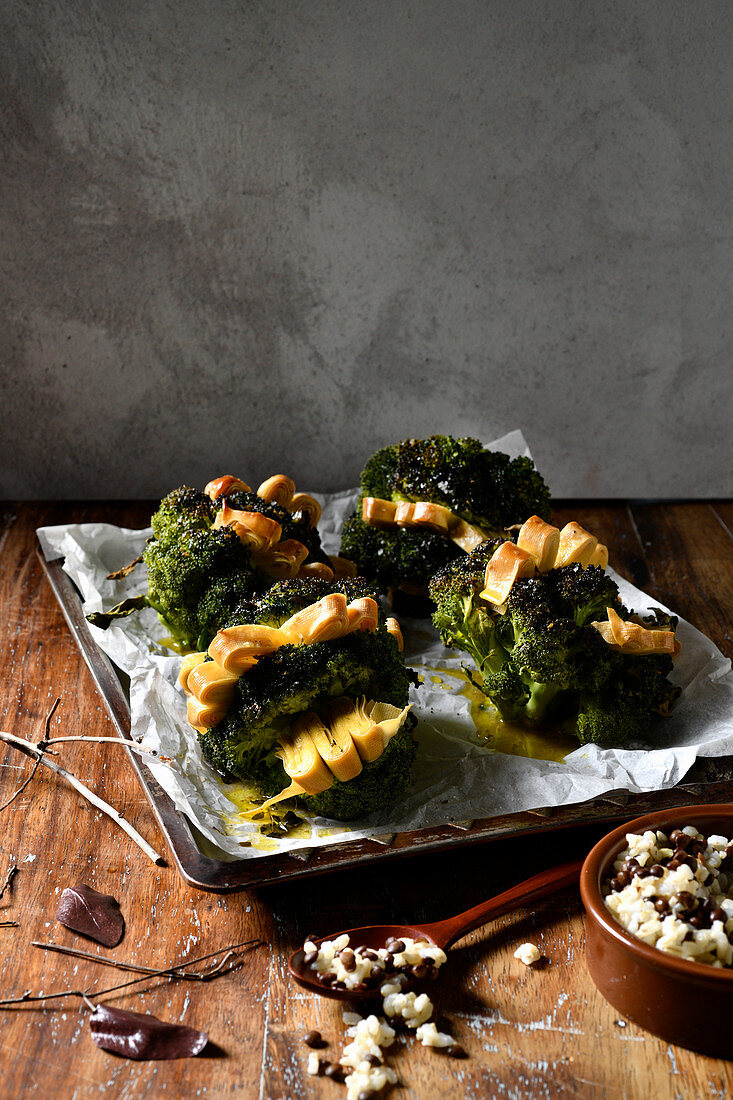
[143,526,263,649]
[250,575,380,629]
[429,547,680,745]
[195,579,416,821]
[341,435,551,595]
[150,487,214,546]
[91,478,333,646]
[214,489,330,568]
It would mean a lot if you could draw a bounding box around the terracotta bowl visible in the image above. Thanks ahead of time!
[580,804,733,1057]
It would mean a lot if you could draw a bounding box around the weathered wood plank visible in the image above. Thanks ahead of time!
[1,502,733,1099]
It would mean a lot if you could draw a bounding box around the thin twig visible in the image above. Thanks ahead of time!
[0,864,18,902]
[0,938,262,1007]
[0,730,163,865]
[31,939,260,981]
[0,699,60,812]
[0,921,18,928]
[40,737,157,757]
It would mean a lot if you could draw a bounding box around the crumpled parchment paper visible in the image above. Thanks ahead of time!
[37,431,733,861]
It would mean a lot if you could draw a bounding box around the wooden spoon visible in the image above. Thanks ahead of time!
[288,858,583,1001]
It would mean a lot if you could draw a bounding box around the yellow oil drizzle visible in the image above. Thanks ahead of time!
[221,779,313,847]
[436,667,578,763]
[159,635,194,655]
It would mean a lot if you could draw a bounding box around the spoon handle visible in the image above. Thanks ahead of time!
[420,858,584,949]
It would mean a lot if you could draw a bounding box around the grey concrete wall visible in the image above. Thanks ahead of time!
[1,1,731,500]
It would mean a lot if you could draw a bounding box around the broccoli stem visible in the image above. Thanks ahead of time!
[524,681,562,722]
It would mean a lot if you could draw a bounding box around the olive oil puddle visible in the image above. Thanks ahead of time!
[431,668,578,763]
[221,781,312,851]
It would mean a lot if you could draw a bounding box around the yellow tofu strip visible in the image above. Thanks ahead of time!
[214,504,282,552]
[323,697,412,764]
[346,597,380,633]
[293,711,363,783]
[243,697,414,814]
[362,497,399,527]
[328,555,358,579]
[187,661,239,706]
[208,624,293,673]
[394,501,453,534]
[367,700,413,744]
[257,474,296,507]
[589,543,609,569]
[362,496,488,553]
[385,616,404,651]
[248,780,309,815]
[253,537,310,579]
[297,561,335,582]
[450,519,487,552]
[281,592,351,643]
[479,543,536,605]
[289,492,322,526]
[187,695,228,731]
[554,522,598,567]
[204,475,251,500]
[323,697,384,764]
[178,652,208,695]
[517,515,561,572]
[277,727,335,794]
[592,606,681,656]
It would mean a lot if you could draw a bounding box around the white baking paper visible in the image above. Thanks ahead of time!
[37,430,733,860]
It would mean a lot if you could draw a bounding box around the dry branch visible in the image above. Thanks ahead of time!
[0,729,163,865]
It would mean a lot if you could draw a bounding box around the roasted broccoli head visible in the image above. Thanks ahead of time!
[429,535,681,747]
[90,474,336,649]
[340,435,551,595]
[187,579,417,821]
[144,525,264,650]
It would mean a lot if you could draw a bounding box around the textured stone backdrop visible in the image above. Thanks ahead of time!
[1,1,731,499]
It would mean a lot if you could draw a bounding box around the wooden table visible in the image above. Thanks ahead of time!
[1,500,732,1099]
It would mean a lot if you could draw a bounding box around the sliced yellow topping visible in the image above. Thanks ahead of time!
[253,538,309,579]
[346,597,380,634]
[589,543,609,569]
[249,780,309,815]
[323,697,384,764]
[368,700,412,743]
[480,543,536,605]
[178,652,207,695]
[394,501,454,534]
[187,661,239,706]
[204,475,251,500]
[450,519,488,553]
[277,727,334,795]
[297,561,335,582]
[187,695,228,730]
[280,592,351,643]
[323,697,412,764]
[208,624,292,673]
[185,597,394,730]
[593,606,681,656]
[517,515,561,572]
[554,522,598,568]
[240,697,414,812]
[362,497,398,527]
[293,710,363,783]
[329,555,357,579]
[289,492,322,526]
[385,616,404,651]
[362,496,487,552]
[257,474,296,508]
[214,504,282,552]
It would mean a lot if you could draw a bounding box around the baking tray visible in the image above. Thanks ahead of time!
[39,546,733,893]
